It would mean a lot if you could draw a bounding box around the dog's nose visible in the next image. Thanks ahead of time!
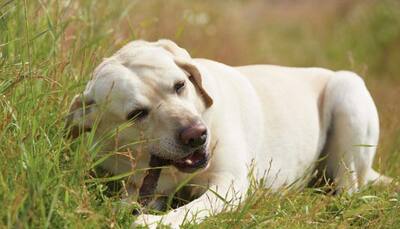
[180,123,207,148]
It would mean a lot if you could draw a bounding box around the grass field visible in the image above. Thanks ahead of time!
[1,0,400,228]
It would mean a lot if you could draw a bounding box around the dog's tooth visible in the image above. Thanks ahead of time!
[185,159,193,165]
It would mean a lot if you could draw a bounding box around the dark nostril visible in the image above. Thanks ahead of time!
[180,124,208,148]
[187,130,207,147]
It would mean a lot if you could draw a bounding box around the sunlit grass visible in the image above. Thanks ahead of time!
[0,0,399,228]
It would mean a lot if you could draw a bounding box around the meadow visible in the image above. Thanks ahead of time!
[1,0,399,228]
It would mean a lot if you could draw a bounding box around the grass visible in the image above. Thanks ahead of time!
[1,0,399,228]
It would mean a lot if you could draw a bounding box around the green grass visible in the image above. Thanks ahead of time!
[1,0,399,228]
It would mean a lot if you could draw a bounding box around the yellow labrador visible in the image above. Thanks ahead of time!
[67,39,391,228]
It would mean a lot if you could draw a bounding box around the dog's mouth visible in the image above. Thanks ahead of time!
[171,147,209,173]
[152,146,209,173]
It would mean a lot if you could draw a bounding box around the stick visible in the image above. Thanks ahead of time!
[138,155,171,208]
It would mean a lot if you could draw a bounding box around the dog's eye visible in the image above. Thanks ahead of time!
[127,109,149,121]
[174,81,185,94]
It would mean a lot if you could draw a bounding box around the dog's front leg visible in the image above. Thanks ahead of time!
[133,171,248,228]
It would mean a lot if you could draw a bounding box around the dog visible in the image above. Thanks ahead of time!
[66,39,392,228]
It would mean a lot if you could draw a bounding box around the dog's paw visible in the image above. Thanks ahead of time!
[132,214,168,229]
[133,213,183,229]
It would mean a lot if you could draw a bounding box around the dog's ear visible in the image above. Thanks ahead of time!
[155,39,191,59]
[174,58,213,108]
[65,94,97,138]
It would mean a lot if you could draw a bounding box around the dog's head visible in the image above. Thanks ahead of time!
[66,40,214,173]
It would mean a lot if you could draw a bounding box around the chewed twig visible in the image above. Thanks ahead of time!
[137,155,171,208]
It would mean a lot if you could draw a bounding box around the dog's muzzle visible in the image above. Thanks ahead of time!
[172,122,209,173]
[152,122,210,173]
